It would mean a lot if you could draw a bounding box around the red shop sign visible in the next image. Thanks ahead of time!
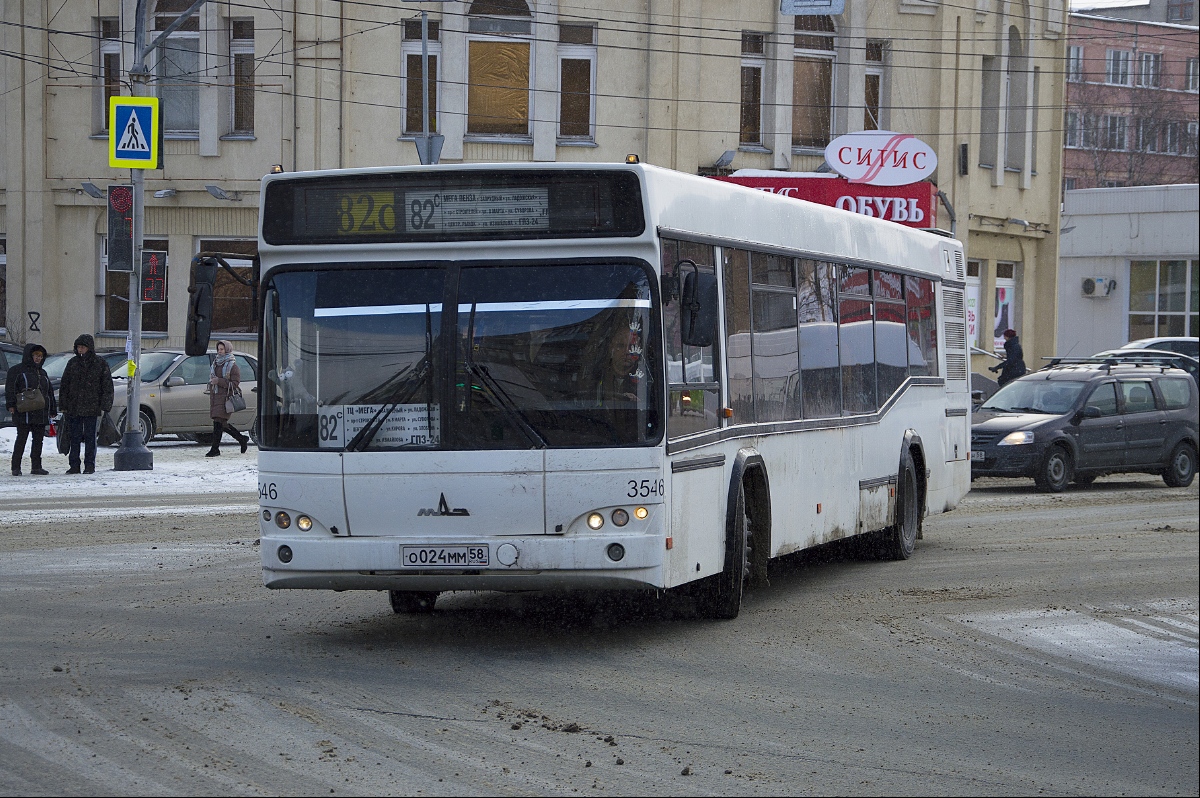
[712,173,937,229]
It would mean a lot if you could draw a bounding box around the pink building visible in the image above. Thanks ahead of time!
[1064,10,1199,190]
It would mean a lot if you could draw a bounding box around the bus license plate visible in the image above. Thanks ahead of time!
[401,545,489,568]
[970,450,985,461]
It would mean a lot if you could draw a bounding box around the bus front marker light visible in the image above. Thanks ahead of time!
[275,511,291,529]
[277,545,293,563]
[587,513,604,530]
[262,510,270,521]
[634,506,649,520]
[296,515,313,531]
[606,543,626,562]
[611,509,630,527]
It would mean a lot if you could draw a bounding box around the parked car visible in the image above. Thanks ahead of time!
[42,347,128,395]
[108,349,258,445]
[1120,336,1199,360]
[971,359,1198,491]
[0,341,26,427]
[1092,348,1199,384]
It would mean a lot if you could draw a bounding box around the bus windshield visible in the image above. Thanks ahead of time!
[261,262,662,450]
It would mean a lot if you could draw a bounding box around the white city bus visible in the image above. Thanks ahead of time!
[227,162,970,618]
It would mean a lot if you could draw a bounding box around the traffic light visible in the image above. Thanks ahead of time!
[107,185,134,272]
[141,251,167,302]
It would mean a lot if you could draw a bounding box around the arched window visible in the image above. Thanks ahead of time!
[1004,27,1028,171]
[467,0,533,136]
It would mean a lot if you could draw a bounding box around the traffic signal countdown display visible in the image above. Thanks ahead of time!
[141,251,167,303]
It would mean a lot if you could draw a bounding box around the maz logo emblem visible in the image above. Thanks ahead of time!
[418,493,471,517]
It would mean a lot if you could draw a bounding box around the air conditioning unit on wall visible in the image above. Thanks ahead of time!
[1082,276,1116,298]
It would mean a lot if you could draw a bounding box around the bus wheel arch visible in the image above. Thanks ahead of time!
[697,449,770,620]
[902,431,928,540]
[883,434,926,560]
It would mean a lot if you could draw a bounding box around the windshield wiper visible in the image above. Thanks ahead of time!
[463,304,547,449]
[346,305,436,452]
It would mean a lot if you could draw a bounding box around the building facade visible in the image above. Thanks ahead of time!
[1063,9,1199,191]
[1057,183,1199,354]
[2,0,1066,372]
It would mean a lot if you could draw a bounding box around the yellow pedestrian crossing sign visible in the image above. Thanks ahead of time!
[109,97,160,169]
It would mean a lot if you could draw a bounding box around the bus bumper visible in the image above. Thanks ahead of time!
[260,531,666,591]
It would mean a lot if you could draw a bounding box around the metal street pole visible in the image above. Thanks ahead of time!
[113,0,208,471]
[114,0,154,471]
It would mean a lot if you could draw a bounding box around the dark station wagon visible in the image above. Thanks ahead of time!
[971,358,1198,491]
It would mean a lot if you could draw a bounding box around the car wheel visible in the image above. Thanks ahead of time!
[389,591,438,614]
[117,408,155,446]
[1162,442,1197,488]
[1034,445,1073,493]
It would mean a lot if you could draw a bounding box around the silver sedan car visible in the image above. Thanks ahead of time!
[109,349,258,445]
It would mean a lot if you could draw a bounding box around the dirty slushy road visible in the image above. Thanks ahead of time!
[1,472,1196,796]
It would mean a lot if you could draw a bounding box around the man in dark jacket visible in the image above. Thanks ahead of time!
[989,328,1027,387]
[58,334,115,474]
[5,343,58,476]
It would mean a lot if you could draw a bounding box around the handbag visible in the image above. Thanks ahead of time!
[55,415,71,455]
[225,386,247,414]
[15,374,46,413]
[98,411,121,447]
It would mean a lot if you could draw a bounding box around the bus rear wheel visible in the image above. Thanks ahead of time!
[698,481,752,620]
[389,591,438,614]
[882,449,920,561]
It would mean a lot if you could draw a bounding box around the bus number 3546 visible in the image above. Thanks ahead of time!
[628,479,664,498]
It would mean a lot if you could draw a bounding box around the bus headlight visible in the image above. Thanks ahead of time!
[296,515,313,531]
[275,511,291,529]
[634,506,649,520]
[587,513,604,530]
[611,509,630,527]
[998,431,1035,445]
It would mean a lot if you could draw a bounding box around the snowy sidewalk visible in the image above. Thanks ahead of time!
[0,427,258,499]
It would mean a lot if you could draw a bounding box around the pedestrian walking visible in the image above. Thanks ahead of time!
[989,328,1027,387]
[205,340,249,457]
[58,334,115,474]
[5,343,57,476]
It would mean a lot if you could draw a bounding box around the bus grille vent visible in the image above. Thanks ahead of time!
[942,288,965,319]
[945,351,968,381]
[954,251,965,281]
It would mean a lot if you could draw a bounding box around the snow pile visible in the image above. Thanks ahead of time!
[0,427,257,498]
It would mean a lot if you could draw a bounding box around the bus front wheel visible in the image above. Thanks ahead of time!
[389,591,438,614]
[882,449,920,561]
[698,481,753,620]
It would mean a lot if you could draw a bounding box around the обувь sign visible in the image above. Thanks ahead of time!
[824,131,937,186]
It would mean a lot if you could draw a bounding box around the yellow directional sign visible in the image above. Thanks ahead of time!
[109,97,159,169]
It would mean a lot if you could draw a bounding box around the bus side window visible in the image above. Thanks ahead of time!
[664,238,720,439]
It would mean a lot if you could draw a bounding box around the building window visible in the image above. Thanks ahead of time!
[1063,177,1077,192]
[1105,49,1130,86]
[1135,117,1158,153]
[792,16,835,149]
[1129,259,1198,338]
[1187,58,1199,92]
[1137,52,1161,87]
[98,18,122,133]
[980,55,1000,166]
[1189,121,1199,155]
[402,18,441,135]
[230,19,254,134]
[1167,0,1194,21]
[864,40,885,131]
[0,238,6,334]
[966,260,982,347]
[1065,110,1081,148]
[466,0,533,137]
[558,23,596,140]
[1102,115,1127,151]
[155,1,201,134]
[103,238,169,334]
[1066,45,1083,82]
[993,262,1016,352]
[1162,121,1182,154]
[740,32,766,145]
[1004,27,1029,172]
[200,239,259,335]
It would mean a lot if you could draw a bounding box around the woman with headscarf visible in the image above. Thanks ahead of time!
[205,340,249,457]
[5,343,57,475]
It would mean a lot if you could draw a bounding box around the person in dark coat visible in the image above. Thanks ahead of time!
[989,328,1027,387]
[205,340,249,457]
[58,333,115,474]
[5,343,58,476]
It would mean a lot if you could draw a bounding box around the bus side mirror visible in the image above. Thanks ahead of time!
[185,255,217,356]
[680,271,718,348]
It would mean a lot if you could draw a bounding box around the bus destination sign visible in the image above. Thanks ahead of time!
[330,188,549,237]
